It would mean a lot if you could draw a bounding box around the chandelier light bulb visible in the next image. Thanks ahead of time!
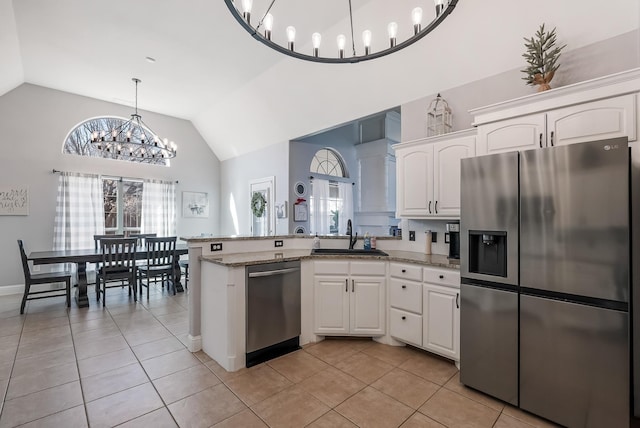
[337,34,346,58]
[241,0,252,23]
[434,0,445,15]
[387,22,398,47]
[263,13,274,40]
[312,32,322,57]
[286,26,296,51]
[412,7,423,34]
[362,30,372,55]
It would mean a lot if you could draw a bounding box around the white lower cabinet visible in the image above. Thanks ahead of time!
[423,283,460,360]
[389,262,460,362]
[314,260,386,336]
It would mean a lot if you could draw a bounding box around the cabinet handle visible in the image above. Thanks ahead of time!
[402,285,406,289]
[539,133,543,148]
[435,201,438,214]
[345,279,348,292]
[428,201,432,214]
[402,269,406,273]
[550,131,555,147]
[402,316,406,320]
[352,279,354,293]
[439,274,444,279]
[456,293,460,308]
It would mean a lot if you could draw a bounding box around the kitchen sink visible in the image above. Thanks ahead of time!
[311,248,389,256]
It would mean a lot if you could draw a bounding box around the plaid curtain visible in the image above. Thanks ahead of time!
[141,180,176,237]
[53,172,105,251]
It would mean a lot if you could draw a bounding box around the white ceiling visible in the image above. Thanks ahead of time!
[1,0,638,160]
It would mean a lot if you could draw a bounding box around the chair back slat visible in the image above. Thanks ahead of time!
[130,233,157,247]
[145,237,177,267]
[94,234,124,251]
[17,239,31,281]
[100,238,137,273]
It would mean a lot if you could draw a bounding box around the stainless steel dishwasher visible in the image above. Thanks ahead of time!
[246,260,301,367]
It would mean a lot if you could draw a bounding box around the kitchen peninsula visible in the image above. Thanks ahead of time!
[180,234,460,372]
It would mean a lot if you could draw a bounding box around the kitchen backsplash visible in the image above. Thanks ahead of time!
[397,218,451,256]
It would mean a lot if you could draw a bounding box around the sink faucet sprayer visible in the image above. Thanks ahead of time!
[346,219,358,249]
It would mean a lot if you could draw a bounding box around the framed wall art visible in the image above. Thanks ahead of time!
[182,191,209,218]
[0,185,29,215]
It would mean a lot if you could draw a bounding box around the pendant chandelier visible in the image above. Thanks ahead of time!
[224,0,458,64]
[90,78,177,160]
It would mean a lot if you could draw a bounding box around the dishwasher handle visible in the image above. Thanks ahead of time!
[248,267,300,278]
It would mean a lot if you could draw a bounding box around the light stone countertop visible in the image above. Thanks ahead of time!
[200,249,460,270]
[181,234,401,243]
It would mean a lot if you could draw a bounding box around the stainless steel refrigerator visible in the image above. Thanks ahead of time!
[460,138,630,427]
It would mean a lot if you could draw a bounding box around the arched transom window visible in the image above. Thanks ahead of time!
[63,117,169,166]
[310,148,347,177]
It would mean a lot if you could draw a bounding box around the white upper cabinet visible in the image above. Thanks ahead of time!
[395,129,476,218]
[472,70,640,156]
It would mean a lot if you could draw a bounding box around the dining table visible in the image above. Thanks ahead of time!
[28,243,188,308]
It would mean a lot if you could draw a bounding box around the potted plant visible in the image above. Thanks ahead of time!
[521,24,566,92]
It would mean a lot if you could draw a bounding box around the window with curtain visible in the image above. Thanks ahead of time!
[54,173,176,253]
[309,148,353,235]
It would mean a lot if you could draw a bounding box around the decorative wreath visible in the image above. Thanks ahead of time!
[251,192,266,217]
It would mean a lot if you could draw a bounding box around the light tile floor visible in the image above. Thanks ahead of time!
[0,284,561,428]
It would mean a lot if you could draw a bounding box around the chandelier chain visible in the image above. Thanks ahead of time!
[348,0,356,57]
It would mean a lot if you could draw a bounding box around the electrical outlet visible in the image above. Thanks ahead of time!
[274,240,283,247]
[445,233,450,244]
[409,231,415,241]
[431,232,437,243]
[210,243,223,251]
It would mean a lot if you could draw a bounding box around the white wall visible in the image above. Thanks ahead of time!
[219,141,289,236]
[402,30,640,142]
[0,84,221,288]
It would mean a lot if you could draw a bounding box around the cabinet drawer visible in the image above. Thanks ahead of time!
[350,261,386,276]
[314,260,349,275]
[423,267,460,288]
[390,308,422,346]
[389,278,422,314]
[389,263,422,282]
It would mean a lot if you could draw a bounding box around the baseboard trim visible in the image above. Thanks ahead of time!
[0,285,24,296]
[187,334,202,352]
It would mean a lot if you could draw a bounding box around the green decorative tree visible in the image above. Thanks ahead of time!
[521,24,566,92]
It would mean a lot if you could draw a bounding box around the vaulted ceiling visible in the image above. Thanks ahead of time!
[1,0,637,160]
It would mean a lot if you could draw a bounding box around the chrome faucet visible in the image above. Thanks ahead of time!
[346,219,358,249]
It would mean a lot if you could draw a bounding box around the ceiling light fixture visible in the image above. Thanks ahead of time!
[224,0,458,64]
[90,78,177,160]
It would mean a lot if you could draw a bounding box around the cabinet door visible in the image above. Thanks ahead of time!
[350,276,385,335]
[477,114,546,155]
[433,136,476,217]
[314,276,350,334]
[396,146,433,217]
[546,94,636,146]
[423,283,460,360]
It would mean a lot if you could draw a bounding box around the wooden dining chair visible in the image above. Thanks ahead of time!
[17,240,72,314]
[178,259,189,290]
[93,233,125,289]
[96,237,137,307]
[138,236,177,299]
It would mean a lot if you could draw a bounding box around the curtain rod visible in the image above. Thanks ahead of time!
[309,175,355,185]
[52,169,179,184]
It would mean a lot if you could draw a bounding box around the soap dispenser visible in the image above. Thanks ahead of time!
[312,234,320,249]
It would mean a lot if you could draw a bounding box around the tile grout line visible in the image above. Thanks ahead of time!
[0,310,26,424]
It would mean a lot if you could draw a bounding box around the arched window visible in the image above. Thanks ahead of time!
[310,148,347,177]
[63,117,169,166]
[309,148,352,235]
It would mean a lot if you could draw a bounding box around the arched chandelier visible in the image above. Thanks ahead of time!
[90,78,177,160]
[224,0,458,64]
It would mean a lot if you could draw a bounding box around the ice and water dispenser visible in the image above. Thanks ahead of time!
[467,231,507,277]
